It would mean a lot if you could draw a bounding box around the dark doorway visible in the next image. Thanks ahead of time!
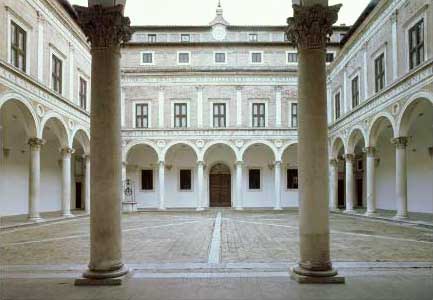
[356,178,363,208]
[75,182,83,209]
[209,164,231,207]
[337,173,345,209]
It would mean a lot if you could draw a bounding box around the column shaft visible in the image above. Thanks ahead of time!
[393,137,408,219]
[28,138,44,221]
[158,161,165,210]
[61,147,74,217]
[329,159,338,210]
[364,147,377,215]
[235,161,243,209]
[84,155,91,214]
[197,161,204,210]
[344,154,355,212]
[274,161,282,210]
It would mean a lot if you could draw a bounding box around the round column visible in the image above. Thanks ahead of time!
[329,159,338,211]
[196,161,205,211]
[287,2,343,283]
[274,161,282,210]
[75,4,131,282]
[344,153,355,213]
[61,147,74,217]
[158,161,165,210]
[235,161,243,210]
[84,155,91,214]
[392,137,409,219]
[364,147,377,216]
[28,138,44,222]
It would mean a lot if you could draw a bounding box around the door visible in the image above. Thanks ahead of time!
[209,164,231,207]
[75,182,82,209]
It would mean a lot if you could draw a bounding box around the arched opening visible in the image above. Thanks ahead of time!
[281,143,298,207]
[348,129,366,209]
[209,163,231,207]
[332,137,346,209]
[71,129,90,211]
[0,99,37,216]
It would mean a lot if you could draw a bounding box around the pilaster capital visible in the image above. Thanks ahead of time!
[74,5,132,48]
[37,11,45,23]
[82,154,90,160]
[236,86,243,92]
[274,160,282,166]
[344,153,355,162]
[196,85,204,92]
[286,4,341,50]
[363,146,376,157]
[235,160,243,167]
[392,137,408,149]
[28,138,45,150]
[390,10,398,23]
[329,158,338,166]
[158,86,165,92]
[274,86,283,92]
[197,160,205,167]
[60,147,75,157]
[158,160,165,167]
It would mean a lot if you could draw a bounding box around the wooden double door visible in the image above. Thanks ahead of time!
[209,164,231,207]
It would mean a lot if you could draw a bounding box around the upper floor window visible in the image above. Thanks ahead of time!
[374,53,385,93]
[248,169,261,190]
[181,34,191,42]
[252,103,265,128]
[409,19,424,70]
[291,103,298,128]
[174,103,187,128]
[213,103,226,128]
[141,52,154,65]
[249,33,258,42]
[148,34,157,43]
[79,78,87,110]
[351,76,359,108]
[287,52,298,64]
[10,21,26,72]
[334,92,341,120]
[287,169,298,189]
[214,52,226,64]
[141,169,153,190]
[178,52,190,65]
[51,55,63,94]
[250,51,263,64]
[326,52,335,63]
[135,103,149,128]
[179,169,192,190]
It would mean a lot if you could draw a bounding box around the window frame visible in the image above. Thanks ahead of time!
[333,90,341,120]
[408,18,425,70]
[248,33,258,42]
[248,168,262,191]
[212,102,227,128]
[325,51,336,64]
[214,51,227,64]
[374,52,386,93]
[7,11,31,75]
[286,51,298,65]
[249,51,264,64]
[286,168,299,190]
[177,51,191,65]
[250,101,267,128]
[140,51,155,65]
[172,101,189,128]
[10,21,27,72]
[148,34,157,43]
[180,34,191,43]
[133,100,152,128]
[79,77,88,110]
[350,73,360,109]
[141,169,154,191]
[289,101,298,128]
[178,168,193,191]
[50,51,64,95]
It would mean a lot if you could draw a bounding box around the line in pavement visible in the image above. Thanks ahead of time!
[208,211,222,264]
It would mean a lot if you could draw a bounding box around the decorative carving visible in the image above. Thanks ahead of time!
[196,140,205,149]
[157,140,166,148]
[287,4,342,49]
[344,153,355,162]
[363,146,376,157]
[329,158,338,166]
[28,138,45,150]
[74,5,132,48]
[235,140,244,148]
[392,137,408,149]
[60,147,75,157]
[68,119,75,130]
[36,104,45,117]
[274,139,283,149]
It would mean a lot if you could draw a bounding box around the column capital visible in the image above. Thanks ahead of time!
[274,86,283,92]
[74,5,132,48]
[329,158,338,166]
[392,137,408,149]
[197,160,205,167]
[286,4,342,50]
[60,147,75,157]
[235,160,243,166]
[344,153,355,162]
[274,160,282,166]
[158,160,165,166]
[390,10,398,23]
[28,138,45,149]
[82,154,90,160]
[195,86,204,92]
[363,146,376,157]
[236,86,243,91]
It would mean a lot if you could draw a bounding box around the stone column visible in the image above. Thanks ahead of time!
[274,161,282,210]
[158,161,165,210]
[28,138,44,222]
[84,155,91,214]
[235,161,243,210]
[196,161,205,210]
[196,86,203,128]
[329,159,338,211]
[275,87,282,127]
[61,147,74,217]
[236,87,242,127]
[392,137,409,219]
[121,161,126,202]
[75,4,131,283]
[287,2,343,283]
[344,153,355,213]
[120,87,125,127]
[364,147,377,216]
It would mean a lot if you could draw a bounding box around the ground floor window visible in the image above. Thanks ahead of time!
[248,169,261,190]
[141,169,153,190]
[179,169,192,190]
[287,169,298,189]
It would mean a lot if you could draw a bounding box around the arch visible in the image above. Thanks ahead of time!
[368,112,396,147]
[278,141,298,161]
[162,141,199,161]
[240,140,277,161]
[397,92,433,137]
[331,136,346,159]
[200,141,239,161]
[347,126,367,154]
[39,113,70,147]
[70,127,90,154]
[0,92,38,137]
[123,140,161,162]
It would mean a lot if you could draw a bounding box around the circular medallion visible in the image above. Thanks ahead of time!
[212,24,226,41]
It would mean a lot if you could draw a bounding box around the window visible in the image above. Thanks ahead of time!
[174,103,187,128]
[181,34,190,42]
[249,169,261,190]
[374,53,385,93]
[135,103,149,128]
[10,21,26,71]
[52,55,62,94]
[351,76,359,108]
[326,52,335,63]
[178,52,190,64]
[141,170,153,190]
[287,52,298,64]
[213,103,226,128]
[291,103,298,128]
[148,34,157,43]
[79,78,87,110]
[334,92,341,120]
[251,52,263,64]
[141,52,153,64]
[409,19,424,70]
[287,169,298,189]
[252,103,265,127]
[179,169,192,190]
[249,33,258,42]
[215,52,226,64]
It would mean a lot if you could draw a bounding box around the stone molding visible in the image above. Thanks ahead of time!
[392,137,408,149]
[28,138,45,149]
[75,5,132,48]
[363,146,376,157]
[60,147,75,157]
[287,4,341,50]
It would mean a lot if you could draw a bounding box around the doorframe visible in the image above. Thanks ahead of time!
[206,161,234,208]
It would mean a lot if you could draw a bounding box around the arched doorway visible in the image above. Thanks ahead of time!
[209,163,231,207]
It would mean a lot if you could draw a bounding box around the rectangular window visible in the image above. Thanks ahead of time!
[334,92,341,120]
[174,103,187,128]
[178,52,190,64]
[351,76,359,108]
[251,52,262,64]
[374,53,385,93]
[148,34,157,43]
[141,52,153,64]
[409,19,424,70]
[287,52,298,63]
[135,103,149,128]
[141,170,153,190]
[215,52,226,64]
[326,52,335,63]
[10,21,26,72]
[52,55,62,94]
[249,169,261,190]
[213,103,226,128]
[249,33,258,42]
[287,169,298,189]
[291,103,298,128]
[252,103,265,128]
[181,34,190,42]
[79,78,87,110]
[179,169,192,190]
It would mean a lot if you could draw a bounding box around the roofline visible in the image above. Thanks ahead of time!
[123,42,343,47]
[131,25,351,32]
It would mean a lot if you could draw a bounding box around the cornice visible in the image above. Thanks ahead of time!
[123,41,342,47]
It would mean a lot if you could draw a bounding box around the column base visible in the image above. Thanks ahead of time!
[343,209,356,214]
[273,207,283,211]
[234,207,244,211]
[122,201,137,213]
[158,207,167,211]
[290,266,345,284]
[28,216,44,223]
[62,213,74,218]
[196,207,205,211]
[75,265,129,286]
[330,207,341,212]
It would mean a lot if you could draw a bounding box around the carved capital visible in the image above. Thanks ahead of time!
[74,5,132,48]
[392,137,408,149]
[329,158,338,167]
[60,147,75,157]
[344,153,355,162]
[363,146,376,157]
[28,138,45,150]
[286,4,341,50]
